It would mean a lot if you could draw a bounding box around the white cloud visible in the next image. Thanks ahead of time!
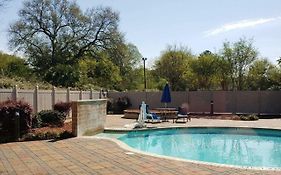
[204,17,281,37]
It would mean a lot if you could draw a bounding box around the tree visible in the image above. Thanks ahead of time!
[9,0,120,87]
[105,41,142,90]
[154,45,194,91]
[277,57,281,66]
[221,38,258,90]
[0,52,33,79]
[246,59,274,90]
[216,56,232,90]
[190,50,220,90]
[0,0,10,8]
[267,66,281,90]
[78,55,121,90]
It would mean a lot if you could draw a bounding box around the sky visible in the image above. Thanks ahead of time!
[0,0,281,66]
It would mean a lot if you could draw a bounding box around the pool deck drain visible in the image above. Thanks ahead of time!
[1,116,281,175]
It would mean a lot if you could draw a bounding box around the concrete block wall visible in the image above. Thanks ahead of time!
[72,99,107,136]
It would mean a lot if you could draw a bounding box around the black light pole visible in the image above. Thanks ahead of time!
[142,57,147,91]
[142,57,148,102]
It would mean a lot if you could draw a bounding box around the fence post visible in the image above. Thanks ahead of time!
[12,85,18,101]
[34,85,39,113]
[258,88,261,115]
[52,86,56,109]
[186,88,189,104]
[211,91,214,115]
[90,88,93,99]
[67,87,70,102]
[79,90,83,100]
[99,89,102,99]
[233,89,237,114]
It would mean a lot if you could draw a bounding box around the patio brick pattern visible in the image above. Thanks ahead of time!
[0,138,280,175]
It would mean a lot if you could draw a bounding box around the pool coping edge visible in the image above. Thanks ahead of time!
[81,133,281,172]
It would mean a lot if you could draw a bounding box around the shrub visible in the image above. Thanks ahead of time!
[53,102,72,115]
[248,114,259,121]
[32,115,42,128]
[240,114,259,121]
[22,130,73,141]
[21,133,36,141]
[36,110,66,127]
[0,100,33,136]
[45,131,60,139]
[59,131,74,139]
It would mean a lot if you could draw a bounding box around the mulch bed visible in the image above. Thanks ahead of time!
[191,114,240,120]
[30,121,72,134]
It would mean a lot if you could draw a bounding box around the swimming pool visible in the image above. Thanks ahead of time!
[102,127,281,169]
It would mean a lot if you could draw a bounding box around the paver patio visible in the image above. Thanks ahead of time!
[105,115,281,130]
[1,116,281,175]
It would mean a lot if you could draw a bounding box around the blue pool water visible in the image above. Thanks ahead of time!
[115,128,281,168]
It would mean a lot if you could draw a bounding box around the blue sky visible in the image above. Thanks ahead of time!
[0,0,281,66]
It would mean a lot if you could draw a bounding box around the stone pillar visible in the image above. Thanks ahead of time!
[72,99,107,136]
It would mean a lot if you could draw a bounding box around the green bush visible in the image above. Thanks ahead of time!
[59,131,74,139]
[0,76,53,89]
[22,130,73,141]
[240,114,259,121]
[248,114,259,120]
[32,115,42,128]
[45,131,60,139]
[36,110,66,127]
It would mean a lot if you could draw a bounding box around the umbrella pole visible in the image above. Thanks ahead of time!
[164,103,167,122]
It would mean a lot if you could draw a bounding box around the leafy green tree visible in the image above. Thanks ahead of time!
[44,64,80,87]
[0,0,10,8]
[221,38,258,90]
[9,0,120,87]
[147,69,167,90]
[106,40,142,90]
[246,59,274,90]
[190,50,220,90]
[277,57,281,66]
[0,52,33,79]
[154,45,194,91]
[216,57,232,90]
[267,66,281,90]
[78,56,121,90]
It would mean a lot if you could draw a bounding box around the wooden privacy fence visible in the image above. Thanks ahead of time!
[1,88,281,115]
[0,86,105,113]
[108,90,281,115]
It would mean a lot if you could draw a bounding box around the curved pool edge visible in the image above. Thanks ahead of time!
[104,125,281,133]
[81,133,281,172]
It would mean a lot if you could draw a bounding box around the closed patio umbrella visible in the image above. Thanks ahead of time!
[161,83,171,108]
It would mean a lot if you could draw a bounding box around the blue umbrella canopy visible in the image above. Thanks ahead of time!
[161,83,171,104]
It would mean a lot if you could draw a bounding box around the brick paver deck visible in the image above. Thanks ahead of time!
[0,138,280,175]
[1,116,281,174]
[105,115,281,130]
